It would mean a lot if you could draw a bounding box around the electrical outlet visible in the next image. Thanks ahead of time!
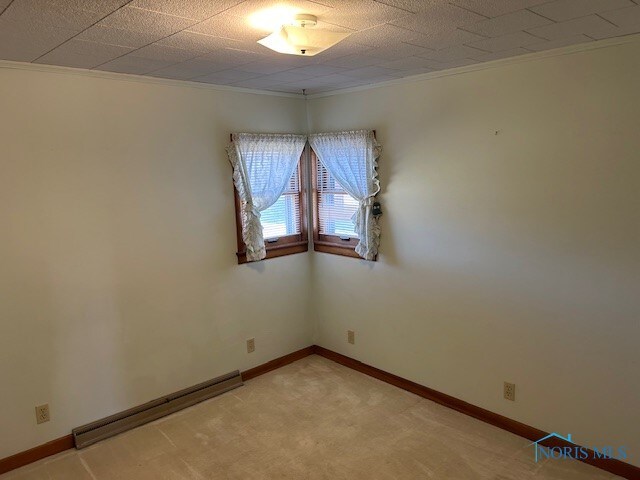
[35,404,50,424]
[347,330,355,345]
[504,382,516,401]
[246,338,255,353]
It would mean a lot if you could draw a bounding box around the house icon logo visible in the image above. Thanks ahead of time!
[529,433,574,462]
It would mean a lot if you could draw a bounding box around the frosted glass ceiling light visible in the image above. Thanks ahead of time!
[257,14,350,56]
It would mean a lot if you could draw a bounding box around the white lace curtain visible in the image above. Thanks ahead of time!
[309,130,381,260]
[227,133,307,262]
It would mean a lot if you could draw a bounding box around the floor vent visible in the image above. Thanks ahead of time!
[72,370,243,449]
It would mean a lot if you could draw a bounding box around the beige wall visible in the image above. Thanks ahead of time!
[307,41,640,465]
[0,67,311,458]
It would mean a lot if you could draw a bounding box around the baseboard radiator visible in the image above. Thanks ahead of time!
[72,370,243,449]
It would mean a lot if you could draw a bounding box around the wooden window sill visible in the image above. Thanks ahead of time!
[313,241,366,259]
[237,241,308,264]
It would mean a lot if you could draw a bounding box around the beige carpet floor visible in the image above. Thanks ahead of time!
[1,355,622,479]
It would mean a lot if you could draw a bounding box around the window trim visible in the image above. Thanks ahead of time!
[233,142,309,264]
[311,147,374,260]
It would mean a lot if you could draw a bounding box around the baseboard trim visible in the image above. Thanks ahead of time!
[313,345,639,480]
[0,345,315,475]
[0,435,74,475]
[242,346,315,381]
[4,346,635,478]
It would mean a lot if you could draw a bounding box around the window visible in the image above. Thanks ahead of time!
[310,130,381,261]
[312,149,361,258]
[261,164,302,239]
[233,149,308,264]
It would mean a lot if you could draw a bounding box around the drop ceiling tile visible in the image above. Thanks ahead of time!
[133,43,200,63]
[419,44,485,62]
[343,65,400,78]
[0,17,77,61]
[2,0,638,93]
[282,64,349,76]
[129,0,245,21]
[580,23,640,39]
[526,14,621,39]
[96,55,175,74]
[391,4,487,35]
[322,52,386,68]
[53,0,131,16]
[321,0,412,30]
[190,76,235,85]
[450,0,550,17]
[365,41,431,59]
[530,0,634,22]
[230,77,285,89]
[192,68,263,84]
[464,9,552,37]
[388,66,434,77]
[34,39,133,68]
[0,43,54,62]
[599,4,640,27]
[379,55,443,69]
[466,31,541,52]
[185,48,264,68]
[77,25,163,48]
[146,58,239,78]
[525,34,593,51]
[144,65,208,80]
[157,31,245,52]
[99,6,193,38]
[371,1,445,14]
[435,57,479,69]
[234,61,299,75]
[469,46,531,62]
[260,70,315,82]
[311,73,366,85]
[358,74,398,84]
[0,0,105,31]
[282,75,367,89]
[187,13,264,42]
[406,28,486,49]
[280,78,332,89]
[346,24,423,47]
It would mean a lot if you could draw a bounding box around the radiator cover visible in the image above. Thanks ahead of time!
[72,370,243,449]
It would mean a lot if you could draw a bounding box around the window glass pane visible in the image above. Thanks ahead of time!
[317,157,359,238]
[260,162,301,240]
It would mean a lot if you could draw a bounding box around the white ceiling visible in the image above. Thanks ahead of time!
[1,0,639,94]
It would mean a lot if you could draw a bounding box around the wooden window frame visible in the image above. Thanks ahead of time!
[311,147,373,260]
[233,141,309,264]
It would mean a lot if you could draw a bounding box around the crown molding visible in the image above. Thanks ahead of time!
[0,60,304,99]
[306,33,640,99]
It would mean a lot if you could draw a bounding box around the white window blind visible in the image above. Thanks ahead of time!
[261,163,301,239]
[316,154,359,238]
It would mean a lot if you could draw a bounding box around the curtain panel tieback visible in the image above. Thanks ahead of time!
[354,196,380,261]
[241,201,265,261]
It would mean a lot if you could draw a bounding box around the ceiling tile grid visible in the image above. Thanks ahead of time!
[1,0,639,94]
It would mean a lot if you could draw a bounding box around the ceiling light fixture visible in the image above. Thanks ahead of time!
[249,6,299,31]
[257,14,350,56]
